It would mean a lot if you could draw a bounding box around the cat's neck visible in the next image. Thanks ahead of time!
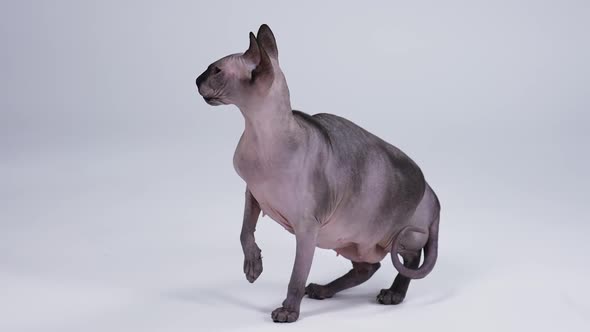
[237,78,299,144]
[239,98,298,144]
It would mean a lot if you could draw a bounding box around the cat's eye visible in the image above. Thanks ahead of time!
[212,66,222,74]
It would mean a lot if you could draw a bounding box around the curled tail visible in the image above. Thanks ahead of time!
[391,198,440,279]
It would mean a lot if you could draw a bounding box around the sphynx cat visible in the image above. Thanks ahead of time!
[196,24,441,323]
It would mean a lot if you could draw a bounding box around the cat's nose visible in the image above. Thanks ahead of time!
[196,70,208,88]
[195,75,203,88]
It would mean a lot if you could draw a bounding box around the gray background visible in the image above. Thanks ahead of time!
[1,0,589,331]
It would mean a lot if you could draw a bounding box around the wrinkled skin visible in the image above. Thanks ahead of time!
[196,24,441,323]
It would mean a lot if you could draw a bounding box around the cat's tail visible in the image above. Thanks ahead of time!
[391,196,440,279]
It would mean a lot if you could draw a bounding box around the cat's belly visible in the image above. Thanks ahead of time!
[252,186,399,264]
[261,208,390,263]
[315,217,394,263]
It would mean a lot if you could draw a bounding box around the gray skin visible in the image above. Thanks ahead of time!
[196,24,440,323]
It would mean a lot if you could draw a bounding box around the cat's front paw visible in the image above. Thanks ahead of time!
[271,306,299,323]
[243,247,262,283]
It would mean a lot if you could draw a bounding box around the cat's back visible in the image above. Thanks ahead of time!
[293,110,414,166]
[292,110,425,205]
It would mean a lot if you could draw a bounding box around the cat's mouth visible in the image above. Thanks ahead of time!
[204,96,224,106]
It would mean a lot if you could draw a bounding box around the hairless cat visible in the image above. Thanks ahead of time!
[195,24,441,323]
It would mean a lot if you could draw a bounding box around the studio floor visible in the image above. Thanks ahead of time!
[2,147,588,332]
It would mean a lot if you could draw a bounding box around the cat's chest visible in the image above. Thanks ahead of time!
[233,142,299,232]
[233,144,267,183]
[232,135,297,183]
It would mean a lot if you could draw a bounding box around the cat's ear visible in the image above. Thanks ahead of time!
[243,32,260,64]
[256,24,278,60]
[250,33,274,88]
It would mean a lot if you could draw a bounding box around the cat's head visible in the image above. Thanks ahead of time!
[196,24,280,108]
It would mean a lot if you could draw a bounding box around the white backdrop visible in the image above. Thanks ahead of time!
[1,1,589,331]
